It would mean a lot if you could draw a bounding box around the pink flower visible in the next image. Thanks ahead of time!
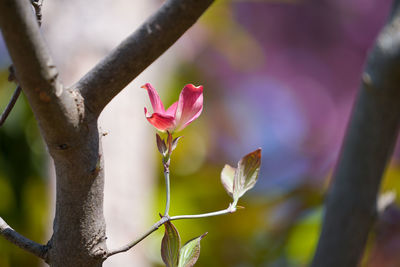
[143,83,203,132]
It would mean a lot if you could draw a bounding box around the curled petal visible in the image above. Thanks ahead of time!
[142,83,165,113]
[175,84,203,131]
[144,108,175,132]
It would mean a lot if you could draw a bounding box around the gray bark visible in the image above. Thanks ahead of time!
[42,1,176,265]
[0,0,214,266]
[311,1,400,266]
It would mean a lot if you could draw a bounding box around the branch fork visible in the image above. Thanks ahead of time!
[0,0,214,265]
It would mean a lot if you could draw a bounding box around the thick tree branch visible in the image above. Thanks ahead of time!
[0,0,81,148]
[311,1,400,266]
[0,0,214,266]
[0,1,107,264]
[0,217,48,262]
[75,0,214,116]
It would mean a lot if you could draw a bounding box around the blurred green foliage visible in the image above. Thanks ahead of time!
[151,89,400,267]
[0,69,48,267]
[150,67,325,267]
[149,22,400,265]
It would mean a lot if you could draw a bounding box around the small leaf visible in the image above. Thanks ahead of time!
[178,233,207,267]
[233,148,262,201]
[171,136,183,151]
[220,164,236,198]
[161,221,181,267]
[156,133,167,154]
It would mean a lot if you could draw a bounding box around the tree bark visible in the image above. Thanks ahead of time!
[42,0,180,265]
[311,1,400,266]
[0,0,214,266]
[49,124,107,266]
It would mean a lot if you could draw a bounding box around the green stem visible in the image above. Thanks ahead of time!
[170,205,236,221]
[163,168,170,216]
[106,205,237,257]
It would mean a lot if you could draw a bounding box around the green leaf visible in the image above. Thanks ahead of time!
[220,164,236,197]
[233,148,262,201]
[178,233,207,267]
[161,221,181,267]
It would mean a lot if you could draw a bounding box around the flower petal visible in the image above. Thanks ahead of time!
[175,84,203,131]
[144,107,175,132]
[165,101,178,116]
[142,83,165,113]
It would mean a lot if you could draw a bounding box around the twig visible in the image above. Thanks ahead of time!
[0,217,48,261]
[169,206,236,221]
[311,1,400,266]
[106,216,170,257]
[76,0,214,116]
[0,86,22,126]
[106,205,237,258]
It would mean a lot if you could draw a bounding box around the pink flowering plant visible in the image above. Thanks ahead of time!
[143,83,203,133]
[119,83,262,267]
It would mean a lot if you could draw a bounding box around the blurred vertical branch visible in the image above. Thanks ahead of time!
[311,0,400,266]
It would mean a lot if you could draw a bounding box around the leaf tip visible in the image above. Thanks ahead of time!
[200,232,208,239]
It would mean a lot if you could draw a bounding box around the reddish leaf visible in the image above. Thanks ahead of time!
[156,133,167,154]
[232,148,262,204]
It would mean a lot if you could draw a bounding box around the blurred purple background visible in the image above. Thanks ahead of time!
[190,0,395,192]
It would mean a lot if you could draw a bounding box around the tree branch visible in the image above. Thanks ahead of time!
[169,206,236,221]
[311,1,400,266]
[0,86,22,126]
[0,0,81,147]
[75,0,214,117]
[107,205,237,258]
[106,216,170,258]
[0,217,48,262]
[0,0,42,128]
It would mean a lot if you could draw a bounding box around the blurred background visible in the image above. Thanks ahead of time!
[1,0,400,266]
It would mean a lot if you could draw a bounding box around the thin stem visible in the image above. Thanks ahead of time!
[106,216,169,257]
[0,86,22,126]
[107,205,238,257]
[170,206,236,221]
[163,131,173,216]
[164,169,171,216]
